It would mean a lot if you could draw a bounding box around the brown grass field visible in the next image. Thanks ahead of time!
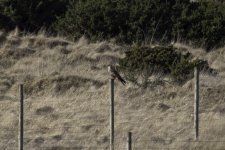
[0,29,225,150]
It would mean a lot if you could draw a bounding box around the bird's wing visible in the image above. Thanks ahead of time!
[111,68,126,85]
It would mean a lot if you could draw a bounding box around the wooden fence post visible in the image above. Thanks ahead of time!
[127,132,132,150]
[19,84,24,150]
[110,79,115,150]
[194,67,199,140]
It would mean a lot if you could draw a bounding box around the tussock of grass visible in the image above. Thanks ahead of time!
[25,75,104,95]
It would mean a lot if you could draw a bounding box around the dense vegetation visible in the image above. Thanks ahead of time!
[0,0,224,49]
[55,0,187,43]
[55,0,225,50]
[0,0,69,31]
[119,46,211,86]
[176,1,225,50]
[0,0,223,85]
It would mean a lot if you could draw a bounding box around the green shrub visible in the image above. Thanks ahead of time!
[0,0,69,31]
[119,46,210,86]
[54,0,187,42]
[55,0,225,49]
[0,13,14,30]
[54,0,129,41]
[174,1,225,50]
[1,0,224,49]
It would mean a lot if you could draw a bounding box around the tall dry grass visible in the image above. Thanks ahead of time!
[0,29,225,149]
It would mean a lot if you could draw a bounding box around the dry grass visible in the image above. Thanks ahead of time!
[0,29,225,149]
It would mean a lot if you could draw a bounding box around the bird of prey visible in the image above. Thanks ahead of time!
[108,65,126,85]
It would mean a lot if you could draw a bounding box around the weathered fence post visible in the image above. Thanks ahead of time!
[110,79,115,150]
[127,132,132,150]
[19,84,24,150]
[194,67,199,140]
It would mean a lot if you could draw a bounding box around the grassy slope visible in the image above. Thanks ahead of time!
[0,30,225,150]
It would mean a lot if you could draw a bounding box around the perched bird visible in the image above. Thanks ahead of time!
[108,65,126,85]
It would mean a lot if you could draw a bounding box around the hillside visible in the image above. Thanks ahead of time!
[1,30,225,150]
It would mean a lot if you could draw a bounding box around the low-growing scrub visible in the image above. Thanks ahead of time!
[119,45,211,87]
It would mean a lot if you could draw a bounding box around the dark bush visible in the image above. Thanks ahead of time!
[0,0,69,31]
[0,0,224,49]
[0,13,14,30]
[174,1,225,50]
[119,45,210,86]
[55,0,225,49]
[54,0,130,41]
[54,0,188,42]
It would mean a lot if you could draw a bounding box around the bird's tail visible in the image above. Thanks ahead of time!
[118,77,126,86]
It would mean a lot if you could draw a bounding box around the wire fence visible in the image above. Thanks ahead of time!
[1,69,225,150]
[1,116,225,150]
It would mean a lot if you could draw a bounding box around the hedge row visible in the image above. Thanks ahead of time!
[0,0,225,49]
[55,0,225,50]
[0,0,69,31]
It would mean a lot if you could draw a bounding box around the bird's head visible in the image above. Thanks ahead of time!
[108,65,112,72]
